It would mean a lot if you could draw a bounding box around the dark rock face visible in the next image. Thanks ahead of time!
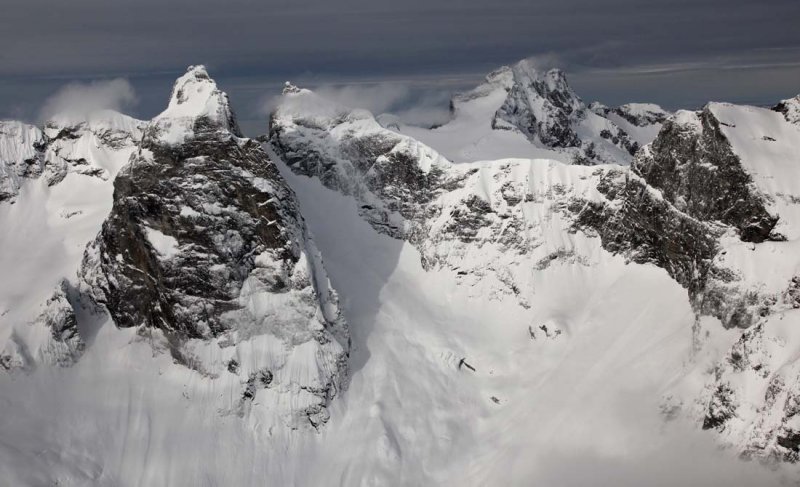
[600,128,639,156]
[633,107,779,243]
[592,103,670,127]
[702,382,738,430]
[82,128,291,340]
[80,67,349,429]
[570,169,719,298]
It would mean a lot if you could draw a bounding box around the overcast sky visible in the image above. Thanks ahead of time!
[2,0,799,134]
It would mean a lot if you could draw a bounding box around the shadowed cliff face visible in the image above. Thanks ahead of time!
[79,66,349,430]
[84,130,290,338]
[633,107,779,243]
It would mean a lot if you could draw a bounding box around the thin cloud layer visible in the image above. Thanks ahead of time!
[39,79,137,122]
[1,0,798,124]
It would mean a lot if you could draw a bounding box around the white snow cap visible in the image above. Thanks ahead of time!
[150,65,240,143]
[671,109,703,132]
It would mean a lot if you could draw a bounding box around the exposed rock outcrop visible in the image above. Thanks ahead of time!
[633,108,779,243]
[80,66,349,429]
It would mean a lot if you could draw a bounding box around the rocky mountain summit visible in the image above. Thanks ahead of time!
[441,58,670,165]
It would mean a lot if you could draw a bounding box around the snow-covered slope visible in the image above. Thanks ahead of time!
[393,58,669,165]
[0,110,144,368]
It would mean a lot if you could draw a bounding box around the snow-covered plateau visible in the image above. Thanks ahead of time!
[1,60,800,486]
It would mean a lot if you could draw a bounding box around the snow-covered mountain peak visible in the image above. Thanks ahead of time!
[508,59,577,107]
[669,109,703,132]
[774,94,800,125]
[405,57,667,165]
[150,65,241,143]
[491,58,646,164]
[0,109,145,204]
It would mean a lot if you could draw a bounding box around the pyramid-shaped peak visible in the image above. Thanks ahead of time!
[151,65,241,143]
[166,65,223,110]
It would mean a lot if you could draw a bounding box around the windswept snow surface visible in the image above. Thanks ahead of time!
[0,111,143,368]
